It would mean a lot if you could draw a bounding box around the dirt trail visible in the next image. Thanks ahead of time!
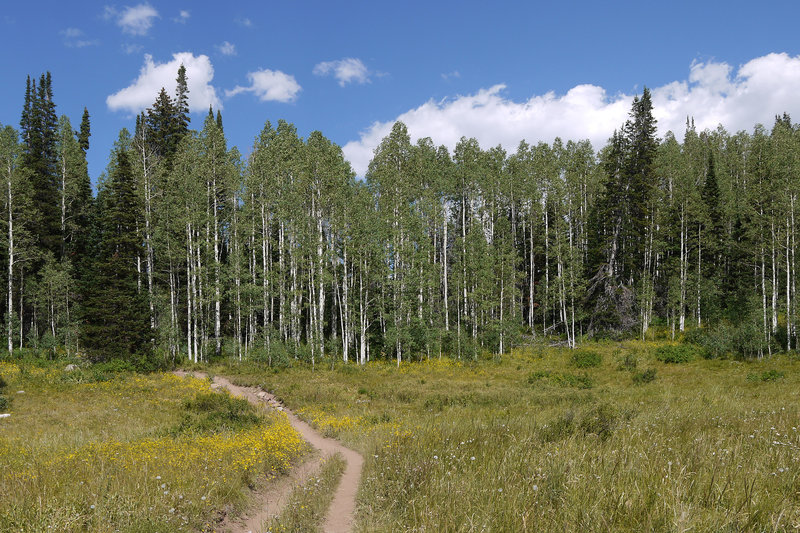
[174,371,363,533]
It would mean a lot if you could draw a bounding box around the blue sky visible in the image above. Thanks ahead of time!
[2,1,800,181]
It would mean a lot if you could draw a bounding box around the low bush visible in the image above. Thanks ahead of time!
[684,322,769,359]
[579,403,619,441]
[616,352,638,371]
[654,344,697,363]
[570,350,602,368]
[542,403,621,442]
[747,369,785,382]
[632,368,657,384]
[528,370,593,389]
[174,391,261,434]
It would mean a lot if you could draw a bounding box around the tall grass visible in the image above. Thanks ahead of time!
[217,341,800,531]
[0,363,309,532]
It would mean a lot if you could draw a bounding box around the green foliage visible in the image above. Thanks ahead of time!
[7,70,800,371]
[80,145,152,365]
[570,349,602,368]
[173,391,261,435]
[654,344,697,363]
[527,370,593,389]
[250,340,292,369]
[683,321,767,360]
[541,402,622,442]
[579,402,621,441]
[616,351,638,371]
[632,368,657,384]
[0,372,9,410]
[746,370,785,382]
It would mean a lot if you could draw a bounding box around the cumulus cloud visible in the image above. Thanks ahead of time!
[313,58,369,86]
[105,3,159,36]
[226,69,301,103]
[217,41,236,56]
[342,53,800,176]
[174,10,190,23]
[107,52,222,114]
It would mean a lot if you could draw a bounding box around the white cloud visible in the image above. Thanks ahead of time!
[123,43,143,55]
[313,58,369,86]
[441,70,460,81]
[342,53,800,177]
[217,41,236,56]
[235,17,252,27]
[107,52,222,114]
[226,69,301,103]
[60,27,98,47]
[105,3,159,36]
[174,10,190,23]
[61,27,82,38]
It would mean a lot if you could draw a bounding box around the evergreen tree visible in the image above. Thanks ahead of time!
[81,140,151,364]
[77,108,91,153]
[586,88,658,336]
[146,88,177,159]
[19,72,61,259]
[174,64,190,135]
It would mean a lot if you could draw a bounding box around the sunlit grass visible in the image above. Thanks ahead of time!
[216,341,800,531]
[0,364,309,532]
[267,453,346,532]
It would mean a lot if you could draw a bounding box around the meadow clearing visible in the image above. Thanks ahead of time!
[1,340,800,532]
[213,341,800,532]
[0,363,308,532]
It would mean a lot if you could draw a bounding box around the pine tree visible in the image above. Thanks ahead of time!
[20,72,61,259]
[586,88,658,336]
[174,64,190,135]
[77,108,91,153]
[81,141,151,365]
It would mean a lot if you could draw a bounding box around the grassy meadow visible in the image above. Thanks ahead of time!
[2,340,800,532]
[0,363,308,532]
[211,341,800,532]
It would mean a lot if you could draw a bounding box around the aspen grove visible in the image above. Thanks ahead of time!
[1,70,799,367]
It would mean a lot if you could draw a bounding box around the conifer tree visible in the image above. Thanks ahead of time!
[174,64,190,135]
[81,139,151,364]
[77,108,91,153]
[586,88,658,336]
[20,73,61,259]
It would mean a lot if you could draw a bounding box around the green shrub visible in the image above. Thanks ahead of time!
[579,403,619,441]
[570,350,602,368]
[632,368,657,384]
[543,403,621,442]
[654,344,697,363]
[0,395,9,411]
[616,352,638,371]
[174,391,261,435]
[541,410,576,442]
[527,370,593,389]
[0,375,6,390]
[747,369,785,382]
[684,322,768,359]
